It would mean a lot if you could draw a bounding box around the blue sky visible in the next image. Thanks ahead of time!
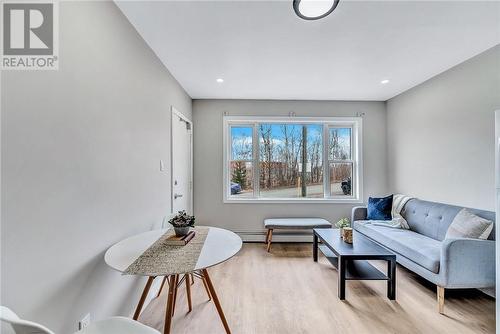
[231,124,323,141]
[231,126,252,139]
[231,124,350,160]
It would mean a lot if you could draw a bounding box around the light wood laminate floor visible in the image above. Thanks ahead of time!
[139,243,494,334]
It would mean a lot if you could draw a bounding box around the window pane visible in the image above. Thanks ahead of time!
[231,126,253,160]
[329,128,351,160]
[305,124,324,198]
[330,162,353,196]
[259,124,323,198]
[230,161,253,197]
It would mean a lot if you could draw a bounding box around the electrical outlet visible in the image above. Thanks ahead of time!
[79,313,91,330]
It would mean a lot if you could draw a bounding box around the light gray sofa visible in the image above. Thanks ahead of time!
[352,198,495,314]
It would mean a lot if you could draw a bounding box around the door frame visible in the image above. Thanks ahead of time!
[170,106,193,214]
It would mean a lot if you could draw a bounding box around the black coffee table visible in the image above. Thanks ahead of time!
[313,228,396,300]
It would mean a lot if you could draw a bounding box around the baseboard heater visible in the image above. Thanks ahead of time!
[234,230,314,243]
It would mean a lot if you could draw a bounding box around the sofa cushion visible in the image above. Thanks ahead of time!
[367,195,393,220]
[445,209,494,240]
[354,221,441,273]
[401,199,496,241]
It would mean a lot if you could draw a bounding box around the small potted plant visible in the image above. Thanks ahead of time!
[169,210,195,237]
[335,217,350,238]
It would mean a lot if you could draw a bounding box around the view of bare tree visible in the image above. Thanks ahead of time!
[259,124,274,189]
[231,130,252,160]
[258,124,323,194]
[230,124,351,197]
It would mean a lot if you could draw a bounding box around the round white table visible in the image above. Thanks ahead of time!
[105,226,242,334]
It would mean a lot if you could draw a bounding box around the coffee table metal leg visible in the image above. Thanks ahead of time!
[388,259,396,300]
[313,234,318,262]
[338,257,346,300]
[202,269,231,334]
[133,276,155,320]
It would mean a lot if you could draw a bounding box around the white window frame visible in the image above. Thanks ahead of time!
[223,116,363,203]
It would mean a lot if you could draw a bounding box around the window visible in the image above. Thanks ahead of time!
[224,117,362,202]
[229,126,254,198]
[329,127,353,196]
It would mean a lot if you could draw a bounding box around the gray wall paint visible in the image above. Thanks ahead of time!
[2,1,497,332]
[1,2,191,333]
[192,100,388,236]
[387,45,500,211]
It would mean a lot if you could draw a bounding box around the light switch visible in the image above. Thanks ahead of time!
[160,159,165,172]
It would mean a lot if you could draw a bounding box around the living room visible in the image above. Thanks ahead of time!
[1,1,499,334]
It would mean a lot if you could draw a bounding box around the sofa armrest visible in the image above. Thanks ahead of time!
[351,206,367,223]
[441,238,495,288]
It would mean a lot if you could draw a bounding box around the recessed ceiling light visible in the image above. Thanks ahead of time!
[380,79,390,84]
[216,78,224,83]
[293,0,340,21]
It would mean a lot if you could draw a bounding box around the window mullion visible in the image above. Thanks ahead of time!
[227,125,231,199]
[323,124,329,198]
[352,160,356,200]
[331,159,354,164]
[253,123,259,198]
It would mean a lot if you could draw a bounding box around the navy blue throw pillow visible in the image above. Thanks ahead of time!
[367,195,393,220]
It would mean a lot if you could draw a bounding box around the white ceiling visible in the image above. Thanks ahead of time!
[116,1,500,101]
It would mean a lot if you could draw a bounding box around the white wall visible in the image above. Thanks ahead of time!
[495,110,500,331]
[192,100,388,238]
[387,45,500,211]
[1,2,191,333]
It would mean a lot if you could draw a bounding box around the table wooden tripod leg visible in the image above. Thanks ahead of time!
[157,276,168,297]
[185,274,193,312]
[158,274,193,314]
[199,272,212,301]
[202,269,231,334]
[171,274,179,315]
[133,276,155,320]
[164,275,177,334]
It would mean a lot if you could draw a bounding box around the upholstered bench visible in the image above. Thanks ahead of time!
[264,218,332,252]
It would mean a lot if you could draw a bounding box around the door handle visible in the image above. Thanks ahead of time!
[174,193,183,199]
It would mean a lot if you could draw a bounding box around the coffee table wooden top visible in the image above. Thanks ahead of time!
[314,228,395,259]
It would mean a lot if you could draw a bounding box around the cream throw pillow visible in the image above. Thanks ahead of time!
[445,209,494,240]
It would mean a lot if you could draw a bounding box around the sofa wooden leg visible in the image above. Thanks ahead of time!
[437,286,445,314]
[267,229,273,252]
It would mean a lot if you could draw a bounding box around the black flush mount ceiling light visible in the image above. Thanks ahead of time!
[293,0,340,20]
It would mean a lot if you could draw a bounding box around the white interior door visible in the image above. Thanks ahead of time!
[171,107,192,214]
